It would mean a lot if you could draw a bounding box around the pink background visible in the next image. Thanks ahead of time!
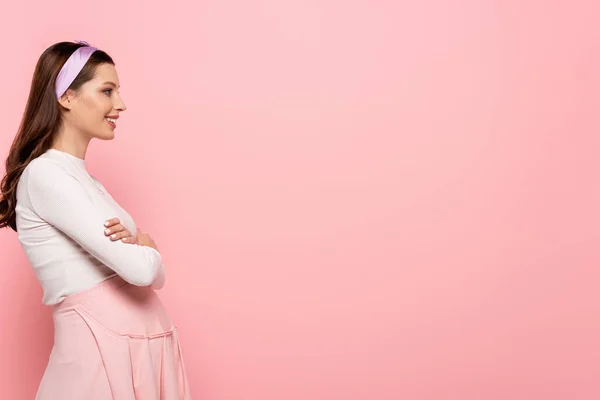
[1,0,600,399]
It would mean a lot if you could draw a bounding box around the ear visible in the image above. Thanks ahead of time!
[57,89,76,110]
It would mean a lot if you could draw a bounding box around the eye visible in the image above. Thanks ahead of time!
[103,88,113,96]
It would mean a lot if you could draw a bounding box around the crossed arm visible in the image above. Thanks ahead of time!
[26,159,166,288]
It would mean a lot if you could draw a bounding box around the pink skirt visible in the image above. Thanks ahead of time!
[36,276,191,399]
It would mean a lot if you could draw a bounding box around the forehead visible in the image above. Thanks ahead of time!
[89,63,120,86]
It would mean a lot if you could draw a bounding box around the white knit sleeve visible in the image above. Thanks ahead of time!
[25,159,163,287]
[151,266,166,290]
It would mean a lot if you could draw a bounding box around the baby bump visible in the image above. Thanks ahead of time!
[54,276,175,340]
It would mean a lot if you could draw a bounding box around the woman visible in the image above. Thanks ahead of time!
[0,40,191,399]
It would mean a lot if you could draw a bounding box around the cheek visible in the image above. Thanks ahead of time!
[84,94,111,115]
[75,95,111,130]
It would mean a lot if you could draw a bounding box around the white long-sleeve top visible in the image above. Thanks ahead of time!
[15,148,165,305]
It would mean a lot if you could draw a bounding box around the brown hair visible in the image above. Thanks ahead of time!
[0,42,115,232]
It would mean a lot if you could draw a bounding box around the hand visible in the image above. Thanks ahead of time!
[136,228,159,252]
[103,218,136,243]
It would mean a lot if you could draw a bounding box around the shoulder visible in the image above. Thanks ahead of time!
[17,157,75,207]
[24,157,70,182]
[21,156,94,211]
[27,156,68,172]
[21,156,83,195]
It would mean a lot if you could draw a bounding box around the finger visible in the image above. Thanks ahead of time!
[120,235,137,244]
[112,224,126,233]
[104,223,126,236]
[109,230,130,241]
[104,218,121,228]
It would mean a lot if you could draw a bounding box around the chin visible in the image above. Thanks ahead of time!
[96,132,116,141]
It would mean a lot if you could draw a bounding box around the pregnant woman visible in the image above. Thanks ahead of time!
[0,40,191,399]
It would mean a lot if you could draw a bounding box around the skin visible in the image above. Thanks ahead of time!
[53,63,158,251]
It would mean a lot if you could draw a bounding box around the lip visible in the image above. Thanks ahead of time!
[105,115,118,130]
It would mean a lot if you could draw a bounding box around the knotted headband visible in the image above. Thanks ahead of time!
[55,40,98,99]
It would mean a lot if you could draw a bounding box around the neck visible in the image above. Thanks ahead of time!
[51,128,91,160]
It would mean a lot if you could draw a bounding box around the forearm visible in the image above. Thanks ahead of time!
[151,263,166,290]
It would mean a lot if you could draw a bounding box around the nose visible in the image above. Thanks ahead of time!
[116,99,127,112]
[115,93,127,112]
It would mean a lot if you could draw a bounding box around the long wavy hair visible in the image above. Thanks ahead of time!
[0,41,115,232]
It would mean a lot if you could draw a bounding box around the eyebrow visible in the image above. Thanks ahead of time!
[102,81,120,88]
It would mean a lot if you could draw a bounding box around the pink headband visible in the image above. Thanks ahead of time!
[55,40,98,99]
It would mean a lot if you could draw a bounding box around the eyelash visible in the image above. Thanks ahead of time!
[103,88,112,96]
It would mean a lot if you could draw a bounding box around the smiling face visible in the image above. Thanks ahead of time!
[59,63,127,141]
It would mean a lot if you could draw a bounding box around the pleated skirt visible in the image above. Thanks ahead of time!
[36,275,191,399]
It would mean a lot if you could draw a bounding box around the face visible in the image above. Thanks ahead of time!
[59,63,127,141]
